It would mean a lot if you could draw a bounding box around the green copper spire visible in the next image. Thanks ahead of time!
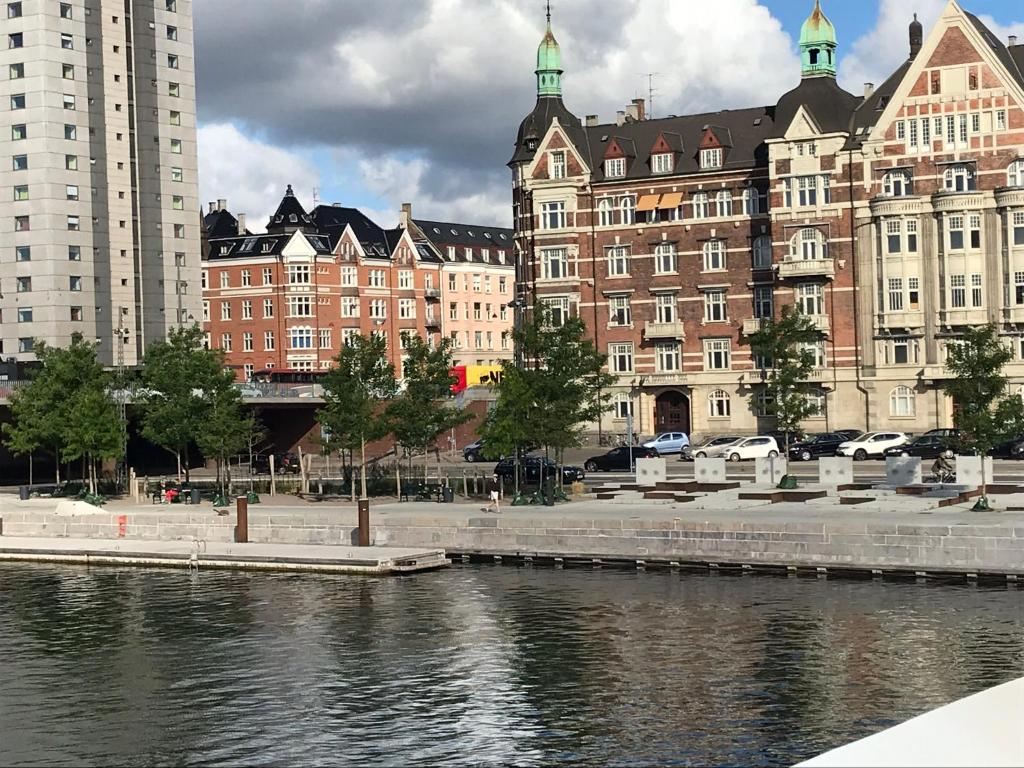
[536,2,563,97]
[799,0,837,78]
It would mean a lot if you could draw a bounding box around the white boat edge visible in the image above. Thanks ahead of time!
[796,676,1024,767]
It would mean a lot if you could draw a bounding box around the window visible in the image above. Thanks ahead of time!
[969,214,981,249]
[883,170,912,197]
[702,240,726,271]
[10,93,24,109]
[790,228,826,261]
[9,33,23,48]
[170,110,181,126]
[890,386,916,417]
[399,298,416,319]
[541,248,568,280]
[59,2,71,18]
[368,269,386,288]
[972,113,981,133]
[540,201,566,230]
[895,121,906,140]
[220,301,232,321]
[550,150,566,179]
[652,153,673,174]
[170,138,182,154]
[751,235,772,268]
[886,220,902,253]
[958,113,968,144]
[12,124,26,140]
[288,296,313,317]
[262,267,273,286]
[70,307,83,322]
[609,295,631,326]
[167,0,177,10]
[172,195,184,210]
[9,63,24,79]
[69,276,81,291]
[692,192,709,219]
[609,343,634,373]
[16,246,30,262]
[704,339,731,370]
[341,266,357,287]
[319,329,332,350]
[753,286,773,318]
[908,277,920,310]
[289,327,313,350]
[544,297,570,327]
[700,148,723,168]
[264,331,275,352]
[1009,161,1024,188]
[971,273,983,307]
[13,185,28,201]
[886,337,919,366]
[14,215,29,231]
[604,157,625,178]
[743,187,762,216]
[169,82,180,97]
[947,215,964,250]
[598,198,614,227]
[906,220,918,252]
[606,246,630,277]
[17,308,32,323]
[66,185,78,201]
[709,389,731,418]
[908,120,918,148]
[241,300,253,320]
[60,33,73,50]
[943,164,975,192]
[62,93,76,110]
[656,342,681,372]
[796,176,817,207]
[997,110,1007,131]
[68,246,80,261]
[950,274,966,308]
[16,276,31,292]
[715,190,732,217]
[620,196,636,225]
[704,290,727,322]
[167,25,178,40]
[18,338,33,354]
[242,332,254,353]
[799,341,827,368]
[795,282,824,316]
[171,167,183,182]
[656,293,677,323]
[369,299,387,319]
[341,297,359,317]
[613,393,633,419]
[64,124,76,140]
[8,3,22,18]
[888,278,904,311]
[66,215,79,231]
[173,223,185,239]
[654,243,677,274]
[286,264,311,284]
[398,269,413,289]
[1013,212,1024,247]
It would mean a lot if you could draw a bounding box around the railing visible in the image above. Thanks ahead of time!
[424,288,441,299]
[0,380,324,402]
[643,321,686,340]
[777,258,835,279]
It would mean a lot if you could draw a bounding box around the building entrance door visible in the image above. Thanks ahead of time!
[654,390,691,435]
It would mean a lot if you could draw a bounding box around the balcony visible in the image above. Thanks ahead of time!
[932,190,984,213]
[879,310,925,330]
[869,195,922,218]
[777,257,835,280]
[995,187,1024,209]
[941,309,988,328]
[643,321,686,340]
[808,315,830,334]
[424,313,441,328]
[424,288,441,300]
[742,317,766,335]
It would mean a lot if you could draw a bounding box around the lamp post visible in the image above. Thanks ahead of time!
[507,295,527,494]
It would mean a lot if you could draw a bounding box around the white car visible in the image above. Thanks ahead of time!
[835,431,908,460]
[723,436,780,462]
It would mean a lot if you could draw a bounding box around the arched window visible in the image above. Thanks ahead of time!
[943,164,976,192]
[598,198,614,227]
[702,239,726,271]
[789,228,827,261]
[1008,160,1024,188]
[620,196,635,225]
[883,170,912,197]
[692,192,709,219]
[709,389,731,417]
[752,235,772,268]
[743,186,761,216]
[889,385,916,417]
[715,190,732,217]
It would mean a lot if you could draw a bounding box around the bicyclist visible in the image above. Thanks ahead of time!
[931,450,954,481]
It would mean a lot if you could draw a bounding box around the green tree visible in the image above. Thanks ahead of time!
[942,324,1024,508]
[4,380,53,484]
[387,334,470,480]
[747,305,823,469]
[318,334,398,499]
[62,385,124,494]
[139,324,234,481]
[195,383,254,497]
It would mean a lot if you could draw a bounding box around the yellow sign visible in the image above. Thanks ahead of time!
[464,365,503,388]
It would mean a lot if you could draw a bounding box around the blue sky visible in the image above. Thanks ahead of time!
[193,0,1024,229]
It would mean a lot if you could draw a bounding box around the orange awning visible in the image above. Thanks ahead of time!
[636,194,661,212]
[658,192,684,209]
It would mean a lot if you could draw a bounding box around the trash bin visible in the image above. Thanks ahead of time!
[19,485,29,501]
[442,485,454,503]
[190,487,201,505]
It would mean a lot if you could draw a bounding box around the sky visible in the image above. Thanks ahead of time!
[193,0,1024,231]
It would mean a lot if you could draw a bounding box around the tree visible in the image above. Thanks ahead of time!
[387,334,470,480]
[747,305,823,480]
[62,385,124,494]
[195,381,254,497]
[318,334,398,500]
[139,325,235,481]
[942,324,1024,508]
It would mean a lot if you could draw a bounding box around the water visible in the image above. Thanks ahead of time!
[0,564,1021,767]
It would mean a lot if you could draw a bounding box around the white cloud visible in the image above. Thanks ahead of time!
[197,123,321,231]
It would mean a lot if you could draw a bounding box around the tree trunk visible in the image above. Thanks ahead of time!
[29,452,33,487]
[349,449,356,503]
[183,445,190,483]
[359,435,368,500]
[54,446,60,485]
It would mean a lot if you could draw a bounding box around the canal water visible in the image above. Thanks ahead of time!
[0,564,1021,767]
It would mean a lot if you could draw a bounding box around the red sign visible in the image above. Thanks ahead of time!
[117,515,127,538]
[450,366,468,394]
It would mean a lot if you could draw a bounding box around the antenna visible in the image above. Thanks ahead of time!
[639,72,660,119]
[312,187,320,207]
[545,0,551,24]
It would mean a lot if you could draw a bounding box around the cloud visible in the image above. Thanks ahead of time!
[197,123,321,231]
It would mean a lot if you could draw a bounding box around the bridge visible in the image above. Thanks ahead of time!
[0,382,324,406]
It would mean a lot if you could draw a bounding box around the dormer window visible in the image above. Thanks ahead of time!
[700,148,722,169]
[652,153,673,174]
[550,150,566,179]
[943,164,976,192]
[883,170,912,197]
[1007,160,1024,187]
[605,157,625,178]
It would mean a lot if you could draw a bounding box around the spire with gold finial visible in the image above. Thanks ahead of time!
[799,0,838,78]
[536,1,563,97]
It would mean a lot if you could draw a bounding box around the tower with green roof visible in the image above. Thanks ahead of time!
[536,5,563,97]
[799,0,837,78]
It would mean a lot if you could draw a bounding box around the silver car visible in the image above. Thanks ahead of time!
[691,436,744,459]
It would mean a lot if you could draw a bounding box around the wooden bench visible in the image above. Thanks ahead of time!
[836,483,873,491]
[738,490,828,504]
[840,496,873,505]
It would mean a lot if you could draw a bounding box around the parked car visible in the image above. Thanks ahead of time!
[924,428,960,440]
[883,433,955,460]
[989,435,1024,459]
[724,436,780,462]
[251,452,301,474]
[691,436,745,459]
[641,432,690,455]
[463,439,490,462]
[764,429,805,449]
[835,432,908,460]
[583,446,658,472]
[788,433,847,461]
[834,429,865,442]
[494,456,585,485]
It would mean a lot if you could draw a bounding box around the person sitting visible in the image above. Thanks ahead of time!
[931,451,954,480]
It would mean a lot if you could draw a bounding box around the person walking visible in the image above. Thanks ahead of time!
[484,473,501,513]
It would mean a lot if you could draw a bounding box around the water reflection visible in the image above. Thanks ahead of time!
[0,564,1021,767]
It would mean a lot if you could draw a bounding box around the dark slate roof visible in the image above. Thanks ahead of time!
[510,95,583,166]
[310,204,392,258]
[203,209,244,239]
[846,60,911,149]
[1011,44,1024,83]
[414,219,514,265]
[204,231,332,262]
[580,107,776,182]
[771,76,861,139]
[966,12,1024,90]
[266,185,315,232]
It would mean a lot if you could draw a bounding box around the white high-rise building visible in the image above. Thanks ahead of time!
[1,0,200,366]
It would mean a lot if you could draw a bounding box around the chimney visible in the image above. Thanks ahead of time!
[615,110,626,126]
[217,198,227,211]
[631,98,646,121]
[1010,35,1019,47]
[909,13,923,59]
[625,104,639,122]
[585,114,599,127]
[864,82,875,98]
[237,213,246,235]
[399,202,412,229]
[208,201,215,214]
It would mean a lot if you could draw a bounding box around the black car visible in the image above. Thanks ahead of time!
[788,433,847,461]
[463,439,489,462]
[834,429,864,442]
[583,446,657,472]
[495,456,585,485]
[883,434,954,460]
[989,436,1024,459]
[765,429,805,449]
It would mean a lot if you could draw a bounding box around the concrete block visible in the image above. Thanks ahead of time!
[955,455,994,486]
[694,457,727,483]
[755,456,788,486]
[635,457,666,486]
[819,457,853,487]
[886,456,922,486]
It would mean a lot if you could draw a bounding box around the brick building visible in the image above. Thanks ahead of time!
[201,188,513,379]
[510,0,1024,439]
